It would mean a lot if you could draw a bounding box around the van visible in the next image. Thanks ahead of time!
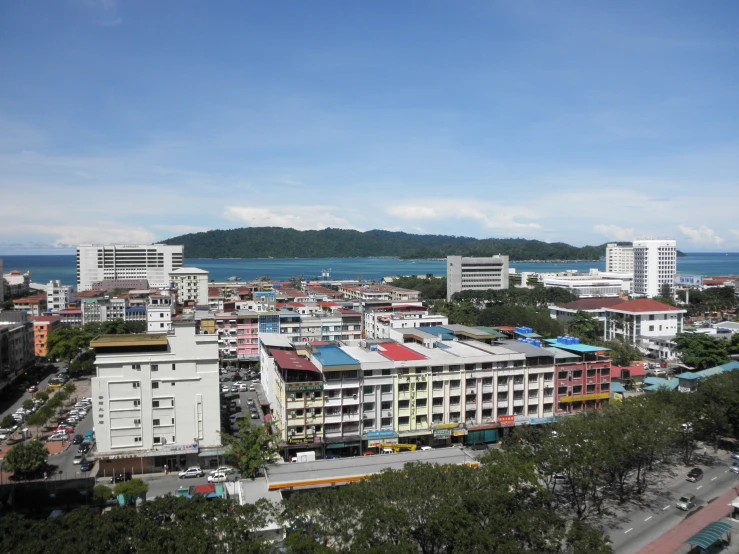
[381,448,394,455]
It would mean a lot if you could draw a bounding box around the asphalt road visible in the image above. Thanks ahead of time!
[48,408,94,482]
[606,452,739,553]
[0,362,65,431]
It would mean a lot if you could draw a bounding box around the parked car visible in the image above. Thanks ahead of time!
[80,460,95,472]
[237,383,248,392]
[178,466,204,479]
[686,467,704,482]
[250,413,259,419]
[27,385,38,393]
[731,452,739,460]
[72,452,85,464]
[78,444,91,454]
[324,454,341,460]
[221,385,230,394]
[676,494,696,511]
[209,466,236,476]
[249,385,255,392]
[110,473,132,483]
[72,435,83,444]
[208,472,228,483]
[48,433,67,442]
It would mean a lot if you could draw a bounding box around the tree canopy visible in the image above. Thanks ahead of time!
[675,332,731,370]
[4,439,49,477]
[161,227,619,261]
[389,276,447,300]
[222,419,279,478]
[46,320,146,363]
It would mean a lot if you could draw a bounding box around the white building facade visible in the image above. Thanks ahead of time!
[147,295,173,334]
[605,243,634,273]
[604,299,686,360]
[90,323,220,472]
[363,303,448,339]
[46,280,74,314]
[77,244,184,292]
[632,239,677,298]
[446,255,510,301]
[542,276,623,298]
[170,267,209,306]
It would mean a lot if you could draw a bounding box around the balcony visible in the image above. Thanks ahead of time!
[513,399,525,407]
[482,401,493,410]
[432,405,445,414]
[513,383,525,391]
[465,402,477,411]
[497,400,508,409]
[482,384,493,393]
[497,384,509,392]
[324,397,342,407]
[465,388,476,395]
[324,414,342,425]
[528,381,540,389]
[341,413,360,423]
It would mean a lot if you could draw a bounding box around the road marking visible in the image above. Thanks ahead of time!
[696,485,703,490]
[711,477,717,481]
[644,516,653,522]
[663,505,670,510]
[624,528,633,534]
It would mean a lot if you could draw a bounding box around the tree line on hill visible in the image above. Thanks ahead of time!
[162,227,615,260]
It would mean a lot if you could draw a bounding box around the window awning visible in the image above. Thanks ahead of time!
[686,521,732,550]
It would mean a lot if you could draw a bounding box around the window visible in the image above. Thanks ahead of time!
[160,323,164,328]
[133,400,140,407]
[558,371,567,380]
[363,402,375,412]
[416,382,427,391]
[381,369,391,376]
[573,371,582,379]
[132,364,141,370]
[363,385,374,395]
[134,437,141,442]
[152,382,159,389]
[133,382,140,389]
[381,401,392,411]
[399,400,410,409]
[160,313,164,318]
[398,384,410,393]
[587,369,595,377]
[153,419,160,426]
[527,405,538,415]
[398,416,409,425]
[381,384,392,393]
[544,373,553,382]
[153,437,161,444]
[134,419,141,425]
[172,364,176,370]
[416,399,427,409]
[381,417,392,428]
[171,382,175,386]
[363,370,373,377]
[151,364,158,372]
[497,377,508,386]
[363,418,375,428]
[433,381,444,390]
[152,400,159,408]
[649,325,654,332]
[450,380,460,388]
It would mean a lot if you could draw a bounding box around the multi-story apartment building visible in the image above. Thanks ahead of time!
[632,239,677,298]
[260,325,610,460]
[549,297,627,332]
[77,244,184,291]
[605,243,634,273]
[604,299,686,360]
[59,308,82,328]
[147,295,173,333]
[30,315,62,357]
[169,267,209,306]
[45,280,74,314]
[80,297,146,326]
[363,303,448,339]
[0,311,34,392]
[215,311,259,364]
[0,259,4,302]
[337,284,421,302]
[90,322,221,473]
[12,294,47,316]
[446,255,510,301]
[542,276,624,298]
[3,270,30,298]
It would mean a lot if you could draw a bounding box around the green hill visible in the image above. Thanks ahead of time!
[161,227,621,260]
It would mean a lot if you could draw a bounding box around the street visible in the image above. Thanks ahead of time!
[605,451,739,553]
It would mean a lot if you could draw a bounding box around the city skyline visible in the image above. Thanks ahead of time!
[2,1,739,253]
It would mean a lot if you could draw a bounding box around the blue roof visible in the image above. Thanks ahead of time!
[686,521,732,550]
[610,382,627,394]
[515,331,543,339]
[676,361,739,381]
[423,327,456,341]
[126,307,146,313]
[543,339,611,353]
[311,345,359,367]
[643,377,678,392]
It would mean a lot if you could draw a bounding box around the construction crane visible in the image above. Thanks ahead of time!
[379,443,417,453]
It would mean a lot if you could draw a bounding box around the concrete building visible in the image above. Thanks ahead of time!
[90,322,221,473]
[3,270,31,298]
[12,294,47,316]
[76,244,184,292]
[604,299,686,360]
[0,259,3,302]
[59,309,83,328]
[147,295,173,334]
[260,326,611,460]
[549,297,628,330]
[170,267,209,306]
[46,280,74,314]
[605,243,634,273]
[215,311,259,365]
[446,255,509,301]
[30,315,62,357]
[0,311,34,392]
[542,276,623,298]
[337,284,421,303]
[363,303,448,339]
[632,239,677,298]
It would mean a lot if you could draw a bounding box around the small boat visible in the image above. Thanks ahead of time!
[226,276,241,282]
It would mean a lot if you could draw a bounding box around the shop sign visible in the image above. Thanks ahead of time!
[162,443,199,454]
[433,423,466,437]
[433,429,452,438]
[559,392,610,403]
[497,415,515,427]
[368,438,398,447]
[529,417,556,425]
[288,438,314,445]
[514,416,532,425]
[285,383,324,392]
[367,430,395,439]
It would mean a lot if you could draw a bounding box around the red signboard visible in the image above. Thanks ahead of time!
[497,415,515,427]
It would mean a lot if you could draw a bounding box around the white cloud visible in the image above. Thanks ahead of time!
[678,225,724,245]
[386,200,541,233]
[224,205,360,231]
[593,224,635,241]
[13,224,157,248]
[730,229,739,239]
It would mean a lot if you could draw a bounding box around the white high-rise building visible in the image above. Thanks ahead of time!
[446,255,509,301]
[90,322,221,472]
[605,243,634,273]
[46,280,74,314]
[147,294,173,334]
[0,259,4,302]
[76,244,184,292]
[169,267,209,306]
[633,239,677,298]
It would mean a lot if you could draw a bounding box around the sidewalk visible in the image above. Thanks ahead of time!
[638,486,739,554]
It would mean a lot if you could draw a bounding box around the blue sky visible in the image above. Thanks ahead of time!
[1,0,738,253]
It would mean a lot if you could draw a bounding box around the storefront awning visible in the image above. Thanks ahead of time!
[198,449,225,457]
[326,443,344,449]
[685,521,732,550]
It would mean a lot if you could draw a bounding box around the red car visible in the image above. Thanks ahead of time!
[27,386,38,394]
[56,427,74,435]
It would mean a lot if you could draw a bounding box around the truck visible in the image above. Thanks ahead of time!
[290,451,316,463]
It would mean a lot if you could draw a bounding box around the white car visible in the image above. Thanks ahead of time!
[48,433,67,442]
[209,466,235,476]
[249,385,255,392]
[178,466,204,479]
[237,383,248,392]
[208,472,228,483]
[221,385,230,393]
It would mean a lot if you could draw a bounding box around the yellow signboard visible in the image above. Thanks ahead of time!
[559,392,610,403]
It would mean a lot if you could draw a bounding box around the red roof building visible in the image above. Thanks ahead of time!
[377,343,428,362]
